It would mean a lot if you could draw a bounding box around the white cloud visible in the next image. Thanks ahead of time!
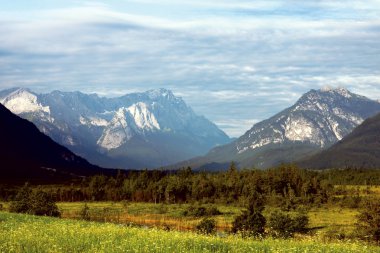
[0,1,380,137]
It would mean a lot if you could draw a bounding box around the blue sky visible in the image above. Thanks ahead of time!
[1,0,380,137]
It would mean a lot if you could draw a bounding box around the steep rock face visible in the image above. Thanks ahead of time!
[237,87,377,153]
[0,88,230,169]
[175,88,380,170]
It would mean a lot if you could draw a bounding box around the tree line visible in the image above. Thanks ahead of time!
[3,164,379,208]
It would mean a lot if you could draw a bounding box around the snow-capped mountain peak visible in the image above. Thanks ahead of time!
[0,87,230,168]
[181,87,380,170]
[236,87,380,155]
[146,88,174,99]
[0,88,50,115]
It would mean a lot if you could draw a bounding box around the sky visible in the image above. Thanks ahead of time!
[1,0,380,137]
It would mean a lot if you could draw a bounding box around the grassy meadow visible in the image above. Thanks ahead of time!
[3,168,380,252]
[1,211,379,253]
[54,202,361,234]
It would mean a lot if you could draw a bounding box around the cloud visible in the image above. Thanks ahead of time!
[0,1,379,137]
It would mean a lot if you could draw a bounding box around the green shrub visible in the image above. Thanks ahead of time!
[196,218,216,235]
[9,184,31,214]
[30,191,61,217]
[79,203,91,221]
[231,195,266,237]
[231,210,266,237]
[9,185,60,217]
[322,226,347,241]
[340,195,362,209]
[206,206,222,216]
[356,200,380,242]
[268,210,309,238]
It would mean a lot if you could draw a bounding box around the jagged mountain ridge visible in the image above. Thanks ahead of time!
[174,88,380,170]
[0,103,106,183]
[298,112,380,169]
[0,87,230,169]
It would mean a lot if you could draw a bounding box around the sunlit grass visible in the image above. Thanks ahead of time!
[1,211,379,253]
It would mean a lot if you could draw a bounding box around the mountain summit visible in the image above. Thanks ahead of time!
[0,88,230,169]
[175,88,380,170]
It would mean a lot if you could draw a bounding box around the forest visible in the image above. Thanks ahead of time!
[2,165,379,207]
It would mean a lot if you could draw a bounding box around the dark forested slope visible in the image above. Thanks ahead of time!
[0,104,108,183]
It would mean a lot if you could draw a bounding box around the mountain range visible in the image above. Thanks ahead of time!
[174,87,380,170]
[299,112,380,169]
[0,103,106,183]
[0,88,230,169]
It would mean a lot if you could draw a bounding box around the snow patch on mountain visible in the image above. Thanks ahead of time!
[79,116,108,127]
[127,102,160,130]
[0,87,230,168]
[235,87,380,155]
[97,108,134,150]
[97,103,161,150]
[1,88,50,115]
[285,116,317,143]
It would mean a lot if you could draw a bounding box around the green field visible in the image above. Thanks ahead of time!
[53,202,360,234]
[1,211,378,253]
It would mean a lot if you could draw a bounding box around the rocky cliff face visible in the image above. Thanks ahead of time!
[174,88,380,170]
[0,88,230,169]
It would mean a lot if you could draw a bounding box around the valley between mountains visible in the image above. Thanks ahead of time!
[2,86,380,252]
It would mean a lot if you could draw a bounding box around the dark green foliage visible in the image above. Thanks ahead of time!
[80,203,91,221]
[231,210,266,237]
[196,218,216,235]
[182,205,221,217]
[9,185,60,217]
[268,210,309,238]
[340,195,362,208]
[356,200,380,242]
[2,166,373,211]
[231,194,266,237]
[9,184,31,213]
[30,190,61,217]
[0,203,3,211]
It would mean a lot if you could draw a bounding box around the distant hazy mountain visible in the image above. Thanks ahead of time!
[0,103,105,183]
[0,88,230,169]
[175,88,380,170]
[298,112,380,169]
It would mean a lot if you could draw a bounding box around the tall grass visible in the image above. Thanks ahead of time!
[1,212,379,253]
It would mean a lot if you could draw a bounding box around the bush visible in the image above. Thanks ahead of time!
[30,191,61,217]
[0,203,4,211]
[322,226,347,241]
[356,200,380,242]
[9,185,60,217]
[9,184,31,213]
[268,210,309,238]
[231,195,266,237]
[80,203,91,221]
[196,218,216,235]
[340,195,362,209]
